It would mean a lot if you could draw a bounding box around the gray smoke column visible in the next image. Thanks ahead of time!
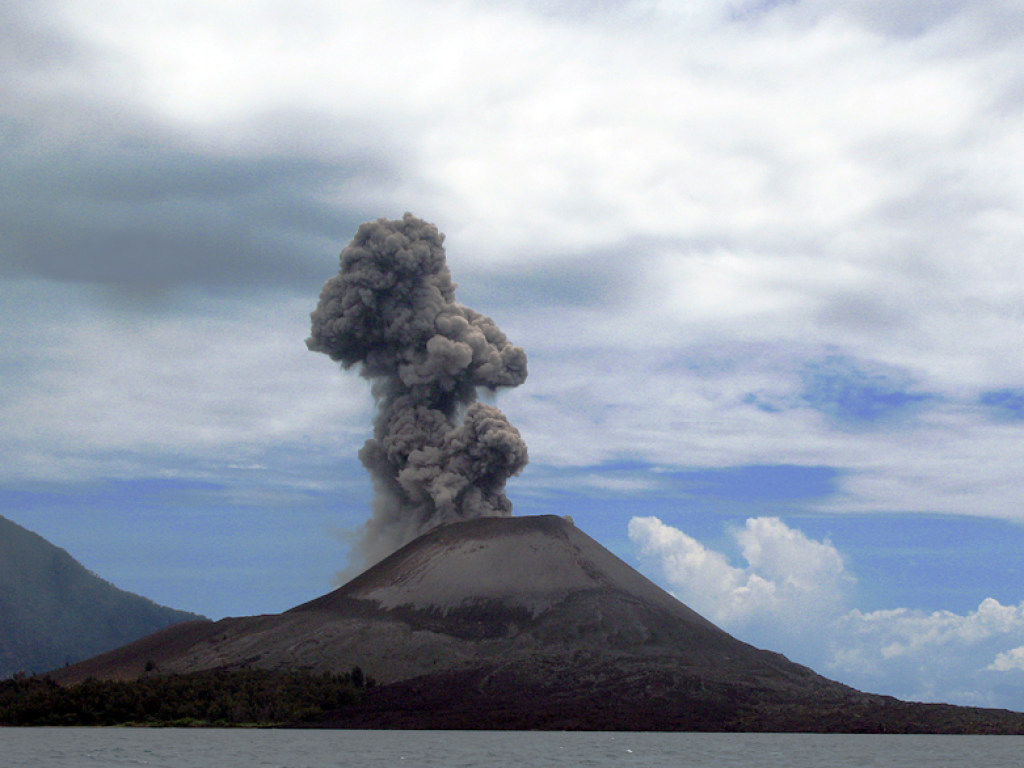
[308,213,529,565]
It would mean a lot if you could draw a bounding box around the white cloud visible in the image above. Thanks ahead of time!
[736,516,846,592]
[832,599,1024,706]
[630,516,1024,709]
[577,473,662,494]
[0,282,371,482]
[989,646,1024,673]
[839,599,1024,661]
[629,515,850,633]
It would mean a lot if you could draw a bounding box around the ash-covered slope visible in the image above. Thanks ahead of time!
[50,515,1024,732]
[301,515,827,693]
[315,513,685,616]
[56,515,775,683]
[294,513,725,644]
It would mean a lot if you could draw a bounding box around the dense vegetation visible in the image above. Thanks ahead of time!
[0,514,201,678]
[0,667,372,726]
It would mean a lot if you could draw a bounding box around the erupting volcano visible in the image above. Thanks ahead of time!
[307,214,528,567]
[47,217,1024,732]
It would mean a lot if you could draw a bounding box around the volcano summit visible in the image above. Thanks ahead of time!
[52,515,1024,731]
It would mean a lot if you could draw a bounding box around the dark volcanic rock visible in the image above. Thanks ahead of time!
[50,515,1024,732]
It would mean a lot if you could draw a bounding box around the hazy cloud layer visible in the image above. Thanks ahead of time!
[4,0,1023,505]
[0,283,371,483]
[3,0,1023,519]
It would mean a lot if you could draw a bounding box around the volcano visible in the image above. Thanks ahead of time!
[51,515,1024,731]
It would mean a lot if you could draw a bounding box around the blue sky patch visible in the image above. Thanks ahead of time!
[787,513,1024,614]
[743,392,785,413]
[518,462,841,503]
[979,389,1024,421]
[0,473,373,619]
[799,355,935,425]
[676,464,841,502]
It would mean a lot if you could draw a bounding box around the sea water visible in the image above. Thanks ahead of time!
[3,728,1023,768]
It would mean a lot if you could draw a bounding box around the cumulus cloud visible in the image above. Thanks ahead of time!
[629,515,851,642]
[631,516,1024,710]
[833,599,1024,707]
[989,646,1024,673]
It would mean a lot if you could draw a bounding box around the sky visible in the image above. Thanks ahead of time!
[3,0,1024,710]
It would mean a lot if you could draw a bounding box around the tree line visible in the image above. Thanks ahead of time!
[0,666,374,726]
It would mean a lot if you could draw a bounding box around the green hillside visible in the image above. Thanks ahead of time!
[0,515,202,678]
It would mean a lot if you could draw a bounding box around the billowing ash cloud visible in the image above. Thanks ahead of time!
[308,213,528,565]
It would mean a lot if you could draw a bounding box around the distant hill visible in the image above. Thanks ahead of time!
[0,514,203,678]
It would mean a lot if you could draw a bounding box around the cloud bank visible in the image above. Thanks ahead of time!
[3,0,1024,524]
[631,516,1024,710]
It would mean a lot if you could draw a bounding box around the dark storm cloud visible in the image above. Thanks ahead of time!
[0,0,84,73]
[457,247,644,311]
[0,1,396,296]
[0,139,384,293]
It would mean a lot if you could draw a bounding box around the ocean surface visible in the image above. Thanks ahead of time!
[4,728,1024,768]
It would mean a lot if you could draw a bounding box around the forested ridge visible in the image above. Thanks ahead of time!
[0,514,201,678]
[0,667,372,726]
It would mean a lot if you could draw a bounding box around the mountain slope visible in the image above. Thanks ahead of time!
[0,515,202,678]
[52,515,799,684]
[50,515,1024,732]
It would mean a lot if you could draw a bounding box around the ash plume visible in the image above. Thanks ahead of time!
[308,214,528,566]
